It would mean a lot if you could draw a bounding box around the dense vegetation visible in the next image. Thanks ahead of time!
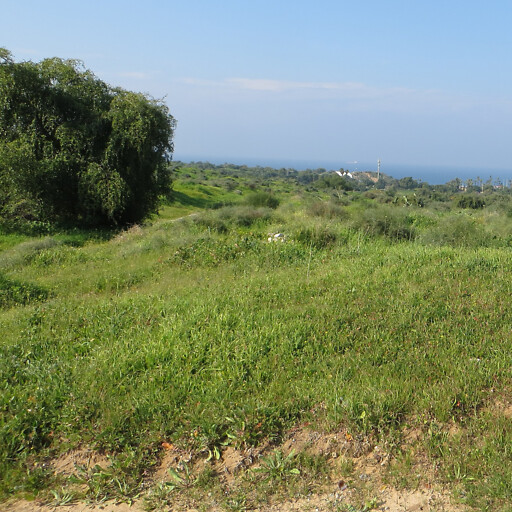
[0,49,175,228]
[2,162,512,510]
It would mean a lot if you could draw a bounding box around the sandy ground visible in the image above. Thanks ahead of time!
[3,488,467,512]
[3,427,468,512]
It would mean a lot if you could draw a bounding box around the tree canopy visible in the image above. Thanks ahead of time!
[0,48,176,227]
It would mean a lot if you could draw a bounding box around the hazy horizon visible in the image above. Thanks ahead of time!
[173,153,512,185]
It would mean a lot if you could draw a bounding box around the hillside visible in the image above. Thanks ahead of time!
[2,163,512,511]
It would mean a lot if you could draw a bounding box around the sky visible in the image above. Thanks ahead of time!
[4,1,512,178]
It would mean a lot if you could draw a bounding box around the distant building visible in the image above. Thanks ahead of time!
[335,170,353,178]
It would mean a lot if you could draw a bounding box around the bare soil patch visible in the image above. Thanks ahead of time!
[51,448,110,477]
[5,426,469,512]
[4,488,466,512]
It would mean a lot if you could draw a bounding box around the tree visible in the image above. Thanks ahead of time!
[456,195,485,209]
[375,177,386,189]
[0,49,176,226]
[398,176,419,190]
[445,178,462,193]
[316,173,354,191]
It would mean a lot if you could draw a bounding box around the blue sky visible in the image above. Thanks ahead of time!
[4,1,512,175]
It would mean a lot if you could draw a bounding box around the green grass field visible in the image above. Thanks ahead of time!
[2,168,512,510]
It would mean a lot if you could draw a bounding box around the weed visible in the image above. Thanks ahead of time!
[166,462,197,490]
[73,460,142,503]
[295,451,329,479]
[224,495,248,512]
[143,481,175,511]
[253,450,300,482]
[337,456,355,476]
[50,487,78,506]
[337,498,379,512]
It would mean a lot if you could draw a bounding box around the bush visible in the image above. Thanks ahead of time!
[418,214,491,247]
[295,226,338,249]
[456,195,485,209]
[220,206,274,227]
[308,201,347,219]
[193,206,274,232]
[192,212,229,234]
[244,192,280,209]
[351,206,415,241]
[315,174,353,191]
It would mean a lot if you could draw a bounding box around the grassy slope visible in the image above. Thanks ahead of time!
[1,177,512,509]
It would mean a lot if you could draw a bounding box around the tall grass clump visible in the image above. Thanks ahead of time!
[307,200,348,219]
[294,226,339,250]
[193,206,275,232]
[0,273,51,308]
[192,211,229,233]
[0,237,61,270]
[475,210,512,247]
[350,205,416,241]
[418,213,492,247]
[244,191,280,209]
[218,206,275,227]
[169,235,264,267]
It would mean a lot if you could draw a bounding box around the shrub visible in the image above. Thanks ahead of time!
[220,206,274,227]
[194,206,274,231]
[351,206,415,241]
[295,226,338,249]
[456,195,485,209]
[307,201,347,219]
[244,192,280,209]
[192,212,229,234]
[418,214,491,247]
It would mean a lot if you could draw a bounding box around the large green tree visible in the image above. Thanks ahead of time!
[0,49,176,226]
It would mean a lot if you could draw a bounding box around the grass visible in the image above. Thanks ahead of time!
[2,172,512,509]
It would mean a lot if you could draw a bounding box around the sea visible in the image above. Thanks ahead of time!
[173,155,512,186]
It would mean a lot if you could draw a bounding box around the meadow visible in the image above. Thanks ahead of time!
[2,164,512,511]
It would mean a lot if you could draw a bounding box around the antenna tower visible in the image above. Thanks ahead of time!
[377,159,381,180]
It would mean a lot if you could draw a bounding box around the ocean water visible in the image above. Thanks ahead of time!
[373,163,512,186]
[173,154,512,186]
